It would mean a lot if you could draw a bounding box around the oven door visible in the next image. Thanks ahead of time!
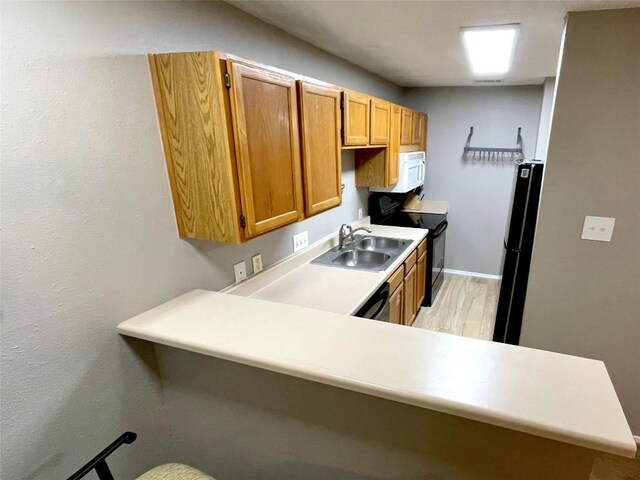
[431,221,447,293]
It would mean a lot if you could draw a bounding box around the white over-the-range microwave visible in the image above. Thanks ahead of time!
[370,151,426,193]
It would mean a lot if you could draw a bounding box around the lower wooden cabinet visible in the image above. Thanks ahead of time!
[403,263,417,326]
[389,282,404,325]
[386,240,426,327]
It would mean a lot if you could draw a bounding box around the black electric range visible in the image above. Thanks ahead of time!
[369,193,448,307]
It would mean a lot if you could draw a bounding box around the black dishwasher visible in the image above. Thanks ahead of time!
[354,283,390,322]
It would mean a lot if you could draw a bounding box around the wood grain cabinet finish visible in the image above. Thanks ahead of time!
[400,108,413,145]
[403,263,417,326]
[343,91,370,146]
[370,99,390,145]
[387,104,401,185]
[416,251,427,310]
[148,51,244,243]
[148,51,306,243]
[412,110,422,145]
[419,113,428,152]
[227,60,304,237]
[298,82,342,217]
[354,103,400,188]
[389,282,404,325]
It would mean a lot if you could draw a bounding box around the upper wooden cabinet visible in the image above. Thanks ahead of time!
[226,60,304,238]
[419,113,428,151]
[411,111,422,145]
[149,48,426,243]
[387,104,401,185]
[148,51,307,243]
[400,108,413,145]
[149,51,243,243]
[342,92,392,148]
[298,81,342,217]
[354,102,401,188]
[343,91,370,146]
[370,99,390,145]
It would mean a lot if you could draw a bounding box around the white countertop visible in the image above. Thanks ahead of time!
[225,222,427,315]
[117,289,637,458]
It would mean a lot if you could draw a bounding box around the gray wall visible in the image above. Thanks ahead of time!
[521,8,640,435]
[155,347,593,480]
[402,86,543,275]
[534,77,557,161]
[0,2,401,478]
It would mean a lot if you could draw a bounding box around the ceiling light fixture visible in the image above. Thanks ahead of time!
[461,24,520,78]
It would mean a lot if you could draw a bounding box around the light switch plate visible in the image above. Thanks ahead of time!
[252,254,263,274]
[581,216,615,242]
[292,231,309,252]
[233,261,247,283]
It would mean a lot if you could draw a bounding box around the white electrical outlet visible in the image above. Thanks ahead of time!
[292,231,309,252]
[233,261,247,283]
[581,216,616,242]
[358,208,364,220]
[252,254,263,274]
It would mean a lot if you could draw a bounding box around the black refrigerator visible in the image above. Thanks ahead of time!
[493,161,544,345]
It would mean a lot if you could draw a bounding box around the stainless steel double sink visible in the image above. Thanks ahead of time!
[311,235,412,272]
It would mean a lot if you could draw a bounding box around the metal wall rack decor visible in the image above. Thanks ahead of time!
[464,126,524,163]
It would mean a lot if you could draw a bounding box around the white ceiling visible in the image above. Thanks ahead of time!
[226,0,640,86]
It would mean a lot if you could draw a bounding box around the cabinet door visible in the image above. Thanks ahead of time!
[403,264,417,325]
[227,60,304,238]
[419,114,428,151]
[416,251,427,310]
[412,111,421,145]
[299,82,342,217]
[400,108,413,145]
[387,104,401,185]
[370,99,390,145]
[343,91,370,146]
[389,284,404,325]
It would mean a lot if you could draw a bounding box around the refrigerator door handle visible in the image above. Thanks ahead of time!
[504,239,520,253]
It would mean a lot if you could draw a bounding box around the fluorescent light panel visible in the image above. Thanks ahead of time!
[461,24,520,77]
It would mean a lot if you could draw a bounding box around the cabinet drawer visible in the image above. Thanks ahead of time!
[388,265,404,294]
[418,238,427,257]
[404,249,417,270]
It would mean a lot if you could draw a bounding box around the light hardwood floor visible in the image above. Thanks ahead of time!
[413,273,499,341]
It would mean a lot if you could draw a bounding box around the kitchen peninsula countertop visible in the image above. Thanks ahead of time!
[117,289,636,458]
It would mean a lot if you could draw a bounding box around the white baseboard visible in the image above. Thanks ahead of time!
[444,268,502,280]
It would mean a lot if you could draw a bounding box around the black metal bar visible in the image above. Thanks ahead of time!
[94,460,115,480]
[67,431,137,480]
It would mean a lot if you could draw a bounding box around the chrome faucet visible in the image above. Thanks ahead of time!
[338,224,372,250]
[338,224,353,250]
